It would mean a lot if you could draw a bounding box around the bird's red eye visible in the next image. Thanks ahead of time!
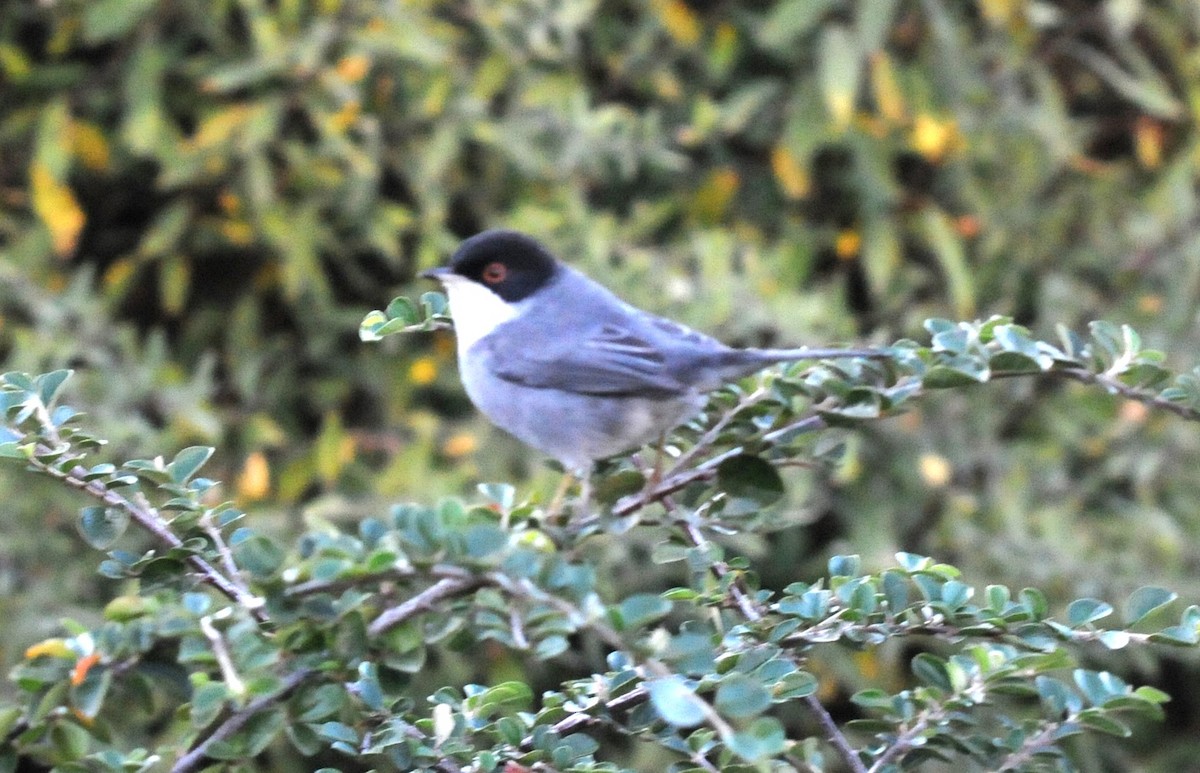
[482,262,507,284]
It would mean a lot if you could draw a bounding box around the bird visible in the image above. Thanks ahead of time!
[420,229,881,512]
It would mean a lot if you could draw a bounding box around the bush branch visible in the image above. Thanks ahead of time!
[368,576,483,637]
[172,668,314,773]
[28,446,268,624]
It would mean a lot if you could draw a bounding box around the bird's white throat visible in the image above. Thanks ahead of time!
[437,275,520,353]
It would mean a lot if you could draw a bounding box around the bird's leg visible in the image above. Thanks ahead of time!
[576,470,594,519]
[545,471,576,521]
[650,433,667,489]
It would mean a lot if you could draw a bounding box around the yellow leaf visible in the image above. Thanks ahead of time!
[442,432,478,458]
[315,412,354,485]
[0,43,31,80]
[1135,116,1163,169]
[237,451,271,501]
[103,256,138,293]
[188,105,253,150]
[691,167,740,223]
[1137,294,1163,315]
[869,52,906,124]
[220,219,255,246]
[770,146,809,199]
[70,121,110,170]
[911,114,960,161]
[71,652,101,686]
[979,0,1018,26]
[218,190,241,214]
[918,452,952,488]
[159,255,191,316]
[655,0,701,45]
[25,638,74,660]
[408,356,438,385]
[835,228,861,260]
[30,162,85,257]
[335,53,370,82]
[329,99,361,133]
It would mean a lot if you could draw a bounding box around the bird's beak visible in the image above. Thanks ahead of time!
[419,266,452,281]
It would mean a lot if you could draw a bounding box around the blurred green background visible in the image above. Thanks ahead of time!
[4,0,1200,768]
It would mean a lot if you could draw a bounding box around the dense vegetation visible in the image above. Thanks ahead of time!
[4,0,1200,770]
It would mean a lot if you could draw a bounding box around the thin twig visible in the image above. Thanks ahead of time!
[663,386,768,479]
[199,613,245,698]
[995,720,1063,772]
[32,451,268,623]
[805,693,867,773]
[609,413,828,520]
[673,504,866,773]
[368,576,482,637]
[285,563,472,598]
[200,511,244,592]
[172,668,313,773]
[867,713,933,773]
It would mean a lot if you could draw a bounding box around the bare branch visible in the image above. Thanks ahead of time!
[199,614,245,698]
[368,576,482,637]
[172,668,313,773]
[995,721,1063,772]
[27,447,268,624]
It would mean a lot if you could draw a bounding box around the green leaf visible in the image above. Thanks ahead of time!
[882,570,908,611]
[535,635,569,659]
[716,454,785,515]
[77,506,129,549]
[1124,586,1176,626]
[168,446,214,484]
[652,540,689,564]
[923,357,990,388]
[773,670,818,700]
[385,296,421,325]
[646,675,708,728]
[34,369,72,406]
[240,708,286,756]
[420,291,448,316]
[317,721,358,745]
[352,662,384,711]
[1020,587,1049,619]
[757,0,838,51]
[827,554,861,577]
[1067,598,1114,627]
[615,593,672,630]
[190,682,229,728]
[464,681,532,719]
[83,0,158,43]
[921,208,975,318]
[715,674,771,719]
[1077,708,1131,737]
[69,667,111,719]
[1035,675,1080,717]
[818,25,861,126]
[232,535,284,578]
[912,653,951,691]
[0,707,22,738]
[727,716,786,761]
[463,524,507,560]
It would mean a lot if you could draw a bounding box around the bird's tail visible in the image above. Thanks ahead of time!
[751,346,889,362]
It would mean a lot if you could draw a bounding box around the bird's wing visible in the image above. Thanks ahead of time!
[482,321,693,397]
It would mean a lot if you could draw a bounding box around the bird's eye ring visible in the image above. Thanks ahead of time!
[482,262,507,284]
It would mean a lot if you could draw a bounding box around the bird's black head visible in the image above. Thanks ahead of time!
[429,230,561,302]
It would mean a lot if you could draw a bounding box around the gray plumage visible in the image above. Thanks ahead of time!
[423,230,877,473]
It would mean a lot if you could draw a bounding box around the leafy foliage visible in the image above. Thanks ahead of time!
[2,311,1200,770]
[6,0,1200,770]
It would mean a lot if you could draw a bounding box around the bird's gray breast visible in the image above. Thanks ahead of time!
[458,342,704,471]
